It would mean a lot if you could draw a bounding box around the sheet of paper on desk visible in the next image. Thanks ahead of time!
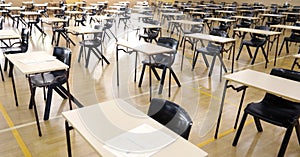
[103,124,176,157]
[18,56,56,64]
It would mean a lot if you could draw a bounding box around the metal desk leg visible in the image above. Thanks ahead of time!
[134,52,137,82]
[116,45,119,86]
[274,34,280,66]
[11,65,19,107]
[27,76,42,136]
[215,80,229,139]
[181,37,187,71]
[149,55,152,101]
[65,121,73,157]
[231,41,235,73]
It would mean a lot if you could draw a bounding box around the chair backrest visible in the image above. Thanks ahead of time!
[291,23,300,34]
[157,37,178,51]
[51,46,72,79]
[261,68,300,126]
[148,98,193,140]
[93,24,103,40]
[21,28,30,52]
[64,16,70,27]
[103,19,113,30]
[53,46,72,66]
[207,30,228,52]
[154,37,178,66]
[252,25,270,38]
[0,16,3,30]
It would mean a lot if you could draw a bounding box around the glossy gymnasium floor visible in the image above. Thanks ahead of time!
[0,10,299,157]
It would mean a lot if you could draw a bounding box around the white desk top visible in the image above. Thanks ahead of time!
[260,13,286,17]
[185,33,236,44]
[41,17,67,24]
[103,9,125,14]
[161,12,185,16]
[0,3,12,7]
[293,54,300,59]
[216,10,236,13]
[190,12,212,15]
[204,17,236,22]
[231,16,260,20]
[224,69,300,101]
[91,15,115,21]
[20,11,41,16]
[0,29,20,40]
[169,20,203,25]
[33,3,48,7]
[233,28,281,36]
[117,39,175,56]
[282,12,300,16]
[6,52,68,75]
[270,24,300,30]
[62,99,208,157]
[5,7,25,11]
[66,26,103,34]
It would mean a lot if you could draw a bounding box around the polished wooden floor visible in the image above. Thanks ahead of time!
[0,13,300,157]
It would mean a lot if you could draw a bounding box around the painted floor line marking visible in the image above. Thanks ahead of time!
[191,87,238,107]
[197,119,254,148]
[0,103,31,157]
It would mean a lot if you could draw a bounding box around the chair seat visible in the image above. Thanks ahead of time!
[266,20,281,25]
[79,40,101,47]
[182,30,193,34]
[2,47,23,53]
[242,38,266,47]
[139,33,149,38]
[236,23,251,28]
[284,36,300,42]
[246,94,300,128]
[213,26,229,31]
[30,72,67,87]
[142,55,173,68]
[196,43,222,55]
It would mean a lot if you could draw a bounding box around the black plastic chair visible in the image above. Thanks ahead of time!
[212,16,232,32]
[232,68,300,157]
[148,98,193,140]
[2,28,29,77]
[278,23,300,55]
[179,19,203,47]
[26,11,44,36]
[138,37,181,97]
[291,47,300,70]
[139,19,161,43]
[236,25,270,65]
[74,10,87,26]
[236,19,252,29]
[266,16,282,26]
[54,6,66,18]
[78,24,110,68]
[285,13,298,25]
[192,30,228,77]
[29,47,72,120]
[51,16,74,47]
[118,13,131,30]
